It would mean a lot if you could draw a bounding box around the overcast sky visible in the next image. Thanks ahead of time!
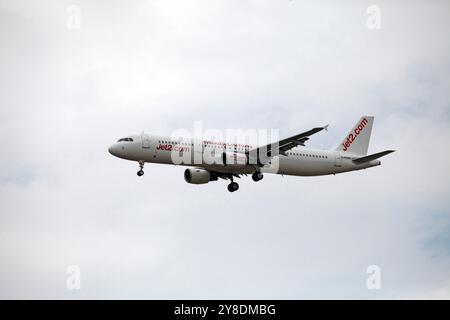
[1,0,449,299]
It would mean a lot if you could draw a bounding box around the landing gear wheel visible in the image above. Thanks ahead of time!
[252,172,263,182]
[227,182,239,192]
[137,160,145,177]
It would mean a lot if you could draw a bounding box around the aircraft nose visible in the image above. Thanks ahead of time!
[108,144,119,157]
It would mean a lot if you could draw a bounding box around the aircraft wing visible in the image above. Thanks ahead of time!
[248,124,329,162]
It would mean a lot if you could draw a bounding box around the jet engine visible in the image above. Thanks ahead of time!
[184,168,213,184]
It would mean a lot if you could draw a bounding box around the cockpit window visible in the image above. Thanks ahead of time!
[117,138,133,142]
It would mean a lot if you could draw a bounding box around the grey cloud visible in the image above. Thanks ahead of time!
[0,0,449,299]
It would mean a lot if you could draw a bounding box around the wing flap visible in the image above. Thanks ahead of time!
[249,125,328,162]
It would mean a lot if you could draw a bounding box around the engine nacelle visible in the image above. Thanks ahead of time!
[184,168,211,184]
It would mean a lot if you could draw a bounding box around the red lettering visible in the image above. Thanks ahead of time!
[342,118,369,151]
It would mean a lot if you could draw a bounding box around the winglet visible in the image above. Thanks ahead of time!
[323,124,329,131]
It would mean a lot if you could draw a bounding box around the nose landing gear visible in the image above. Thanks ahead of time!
[137,160,145,176]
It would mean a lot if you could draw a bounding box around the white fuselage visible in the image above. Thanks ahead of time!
[108,134,381,176]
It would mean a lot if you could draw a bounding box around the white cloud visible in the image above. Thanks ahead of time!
[0,0,449,299]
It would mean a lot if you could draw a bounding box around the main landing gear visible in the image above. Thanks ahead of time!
[226,172,263,192]
[252,171,264,182]
[137,160,145,176]
[227,181,239,192]
[226,174,239,193]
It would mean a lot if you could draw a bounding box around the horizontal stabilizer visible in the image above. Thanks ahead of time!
[352,150,395,164]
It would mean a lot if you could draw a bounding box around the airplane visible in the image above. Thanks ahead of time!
[108,116,394,192]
